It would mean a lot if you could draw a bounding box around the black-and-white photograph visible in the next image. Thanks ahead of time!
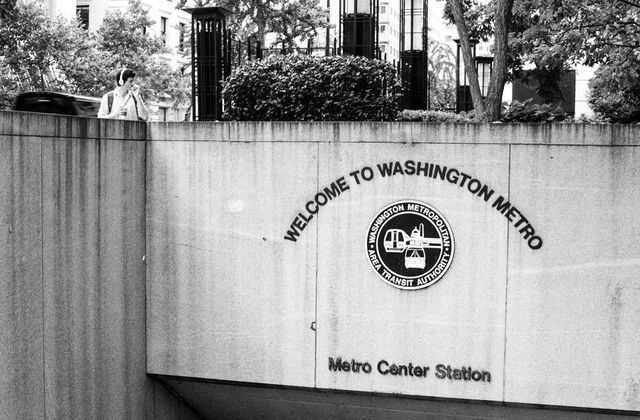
[1,0,639,418]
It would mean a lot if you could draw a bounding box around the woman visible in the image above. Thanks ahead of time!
[98,68,149,121]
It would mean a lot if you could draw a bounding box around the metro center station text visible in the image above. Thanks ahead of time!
[328,357,492,383]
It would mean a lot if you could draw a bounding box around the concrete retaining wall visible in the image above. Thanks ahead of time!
[146,121,640,413]
[0,111,198,419]
[3,111,639,416]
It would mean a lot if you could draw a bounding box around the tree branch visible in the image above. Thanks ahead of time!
[594,41,640,48]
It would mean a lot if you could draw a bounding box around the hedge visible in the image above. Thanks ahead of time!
[221,55,401,121]
[397,109,474,122]
[499,99,567,123]
[398,100,569,123]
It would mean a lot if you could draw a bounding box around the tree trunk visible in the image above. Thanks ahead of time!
[449,0,486,120]
[484,0,514,121]
[253,0,270,47]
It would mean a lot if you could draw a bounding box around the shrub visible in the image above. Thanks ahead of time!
[500,99,567,123]
[0,91,16,110]
[588,61,640,124]
[571,113,609,124]
[399,101,571,124]
[222,55,401,121]
[397,109,473,122]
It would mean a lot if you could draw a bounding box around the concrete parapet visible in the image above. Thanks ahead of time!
[145,119,640,146]
[0,110,146,141]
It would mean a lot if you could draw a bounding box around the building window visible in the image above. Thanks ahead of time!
[76,5,89,29]
[179,22,186,52]
[381,5,386,14]
[380,24,386,33]
[161,16,168,45]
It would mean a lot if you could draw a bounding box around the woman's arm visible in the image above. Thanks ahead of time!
[133,90,150,121]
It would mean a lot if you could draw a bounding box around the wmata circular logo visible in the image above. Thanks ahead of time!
[366,200,454,290]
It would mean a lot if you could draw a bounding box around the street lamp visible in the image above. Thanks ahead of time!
[184,6,233,121]
[340,0,380,59]
[399,0,429,110]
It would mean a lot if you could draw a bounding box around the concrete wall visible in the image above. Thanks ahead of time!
[146,121,640,413]
[3,112,639,416]
[0,111,199,419]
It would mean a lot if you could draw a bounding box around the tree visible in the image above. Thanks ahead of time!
[269,0,330,48]
[444,0,640,121]
[522,0,640,67]
[447,0,514,121]
[507,0,640,106]
[178,0,330,48]
[0,0,190,110]
[588,51,640,123]
[427,39,457,110]
[92,0,191,107]
[512,1,640,121]
[97,1,164,72]
[0,0,91,92]
[0,0,16,20]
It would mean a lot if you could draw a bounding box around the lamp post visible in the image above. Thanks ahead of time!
[340,0,379,58]
[399,0,429,110]
[184,6,233,121]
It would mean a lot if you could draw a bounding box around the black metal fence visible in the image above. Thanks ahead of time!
[233,36,386,64]
[186,4,431,120]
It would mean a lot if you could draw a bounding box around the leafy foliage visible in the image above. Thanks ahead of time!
[515,1,640,113]
[179,0,330,49]
[96,0,164,73]
[222,55,401,121]
[397,109,473,122]
[500,99,567,122]
[443,0,494,42]
[0,0,189,109]
[571,113,608,124]
[0,1,89,92]
[519,1,640,68]
[427,40,457,110]
[445,0,640,76]
[93,0,189,105]
[442,0,640,121]
[0,0,16,21]
[588,53,640,123]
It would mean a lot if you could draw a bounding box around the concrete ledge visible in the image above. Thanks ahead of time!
[147,121,228,142]
[3,111,638,146]
[0,111,146,141]
[147,120,640,146]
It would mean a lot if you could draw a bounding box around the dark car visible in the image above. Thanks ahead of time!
[14,92,102,117]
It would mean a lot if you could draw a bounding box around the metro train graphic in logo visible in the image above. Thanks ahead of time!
[366,200,455,290]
